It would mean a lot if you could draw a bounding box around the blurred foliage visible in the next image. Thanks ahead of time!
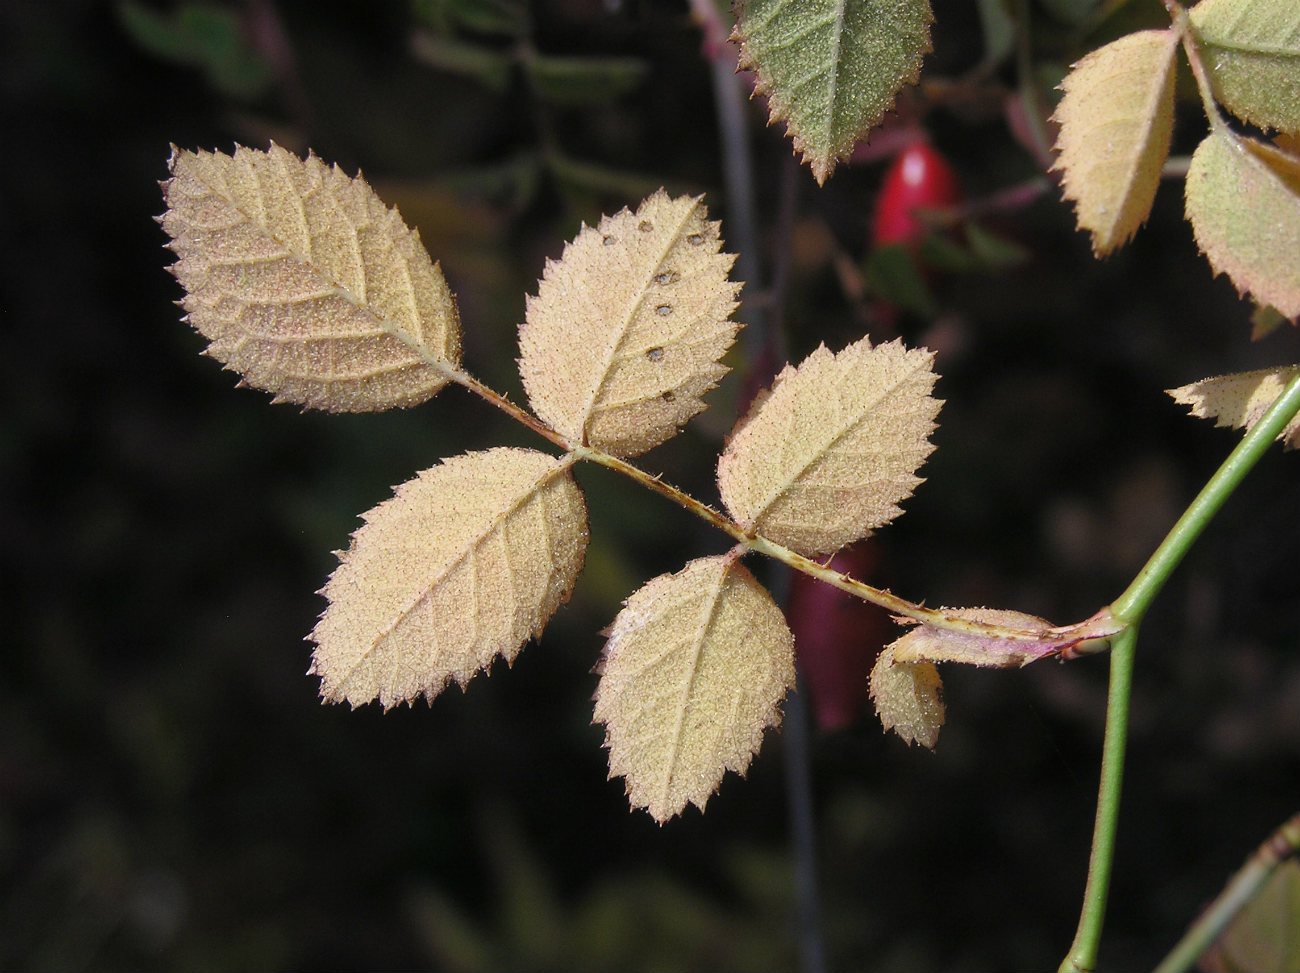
[1202,858,1300,973]
[2,0,1298,970]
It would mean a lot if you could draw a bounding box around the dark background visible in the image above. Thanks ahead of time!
[3,1,1298,970]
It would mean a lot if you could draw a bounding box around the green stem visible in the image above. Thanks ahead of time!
[1111,372,1300,622]
[1155,811,1300,973]
[1059,624,1137,973]
[1061,371,1300,971]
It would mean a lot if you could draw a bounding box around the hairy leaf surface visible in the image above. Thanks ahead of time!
[161,144,462,411]
[518,191,741,457]
[1168,365,1300,449]
[1052,29,1179,255]
[1191,0,1300,135]
[310,448,588,708]
[717,337,940,558]
[869,645,943,748]
[1185,130,1300,319]
[734,0,933,184]
[593,555,795,822]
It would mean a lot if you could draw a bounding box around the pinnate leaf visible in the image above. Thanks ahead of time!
[1168,365,1300,449]
[593,555,795,822]
[518,191,741,457]
[868,645,943,748]
[1191,0,1300,135]
[717,337,940,558]
[1185,130,1300,320]
[310,448,588,708]
[161,143,462,411]
[734,0,933,185]
[1051,29,1179,255]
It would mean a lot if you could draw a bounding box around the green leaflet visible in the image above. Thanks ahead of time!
[1191,0,1300,135]
[735,0,933,184]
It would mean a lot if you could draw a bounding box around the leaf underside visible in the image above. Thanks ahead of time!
[593,556,795,822]
[716,336,941,559]
[869,645,943,748]
[1052,29,1179,255]
[518,190,741,458]
[310,448,589,709]
[891,608,1059,667]
[1168,365,1300,449]
[1191,0,1300,135]
[735,0,934,185]
[1184,130,1300,320]
[161,143,462,411]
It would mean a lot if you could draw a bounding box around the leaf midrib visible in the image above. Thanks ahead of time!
[579,201,702,441]
[656,561,728,815]
[746,356,928,530]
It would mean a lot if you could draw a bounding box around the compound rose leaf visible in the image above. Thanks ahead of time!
[593,555,795,822]
[734,0,934,184]
[1052,29,1180,255]
[717,336,941,558]
[1168,366,1300,449]
[518,190,741,458]
[161,143,462,411]
[310,448,588,708]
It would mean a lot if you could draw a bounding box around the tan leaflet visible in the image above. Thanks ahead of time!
[1168,366,1300,449]
[309,448,588,709]
[716,337,940,558]
[869,645,944,749]
[1052,29,1180,255]
[593,555,795,822]
[517,190,741,457]
[1185,130,1300,320]
[161,144,462,411]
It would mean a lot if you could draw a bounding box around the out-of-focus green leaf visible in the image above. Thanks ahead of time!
[411,0,528,36]
[977,0,1015,64]
[864,245,938,316]
[1037,0,1103,27]
[410,31,513,91]
[1202,858,1300,973]
[433,151,545,209]
[545,151,666,203]
[964,222,1031,268]
[1191,0,1300,135]
[918,223,1030,274]
[524,54,648,105]
[117,1,272,99]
